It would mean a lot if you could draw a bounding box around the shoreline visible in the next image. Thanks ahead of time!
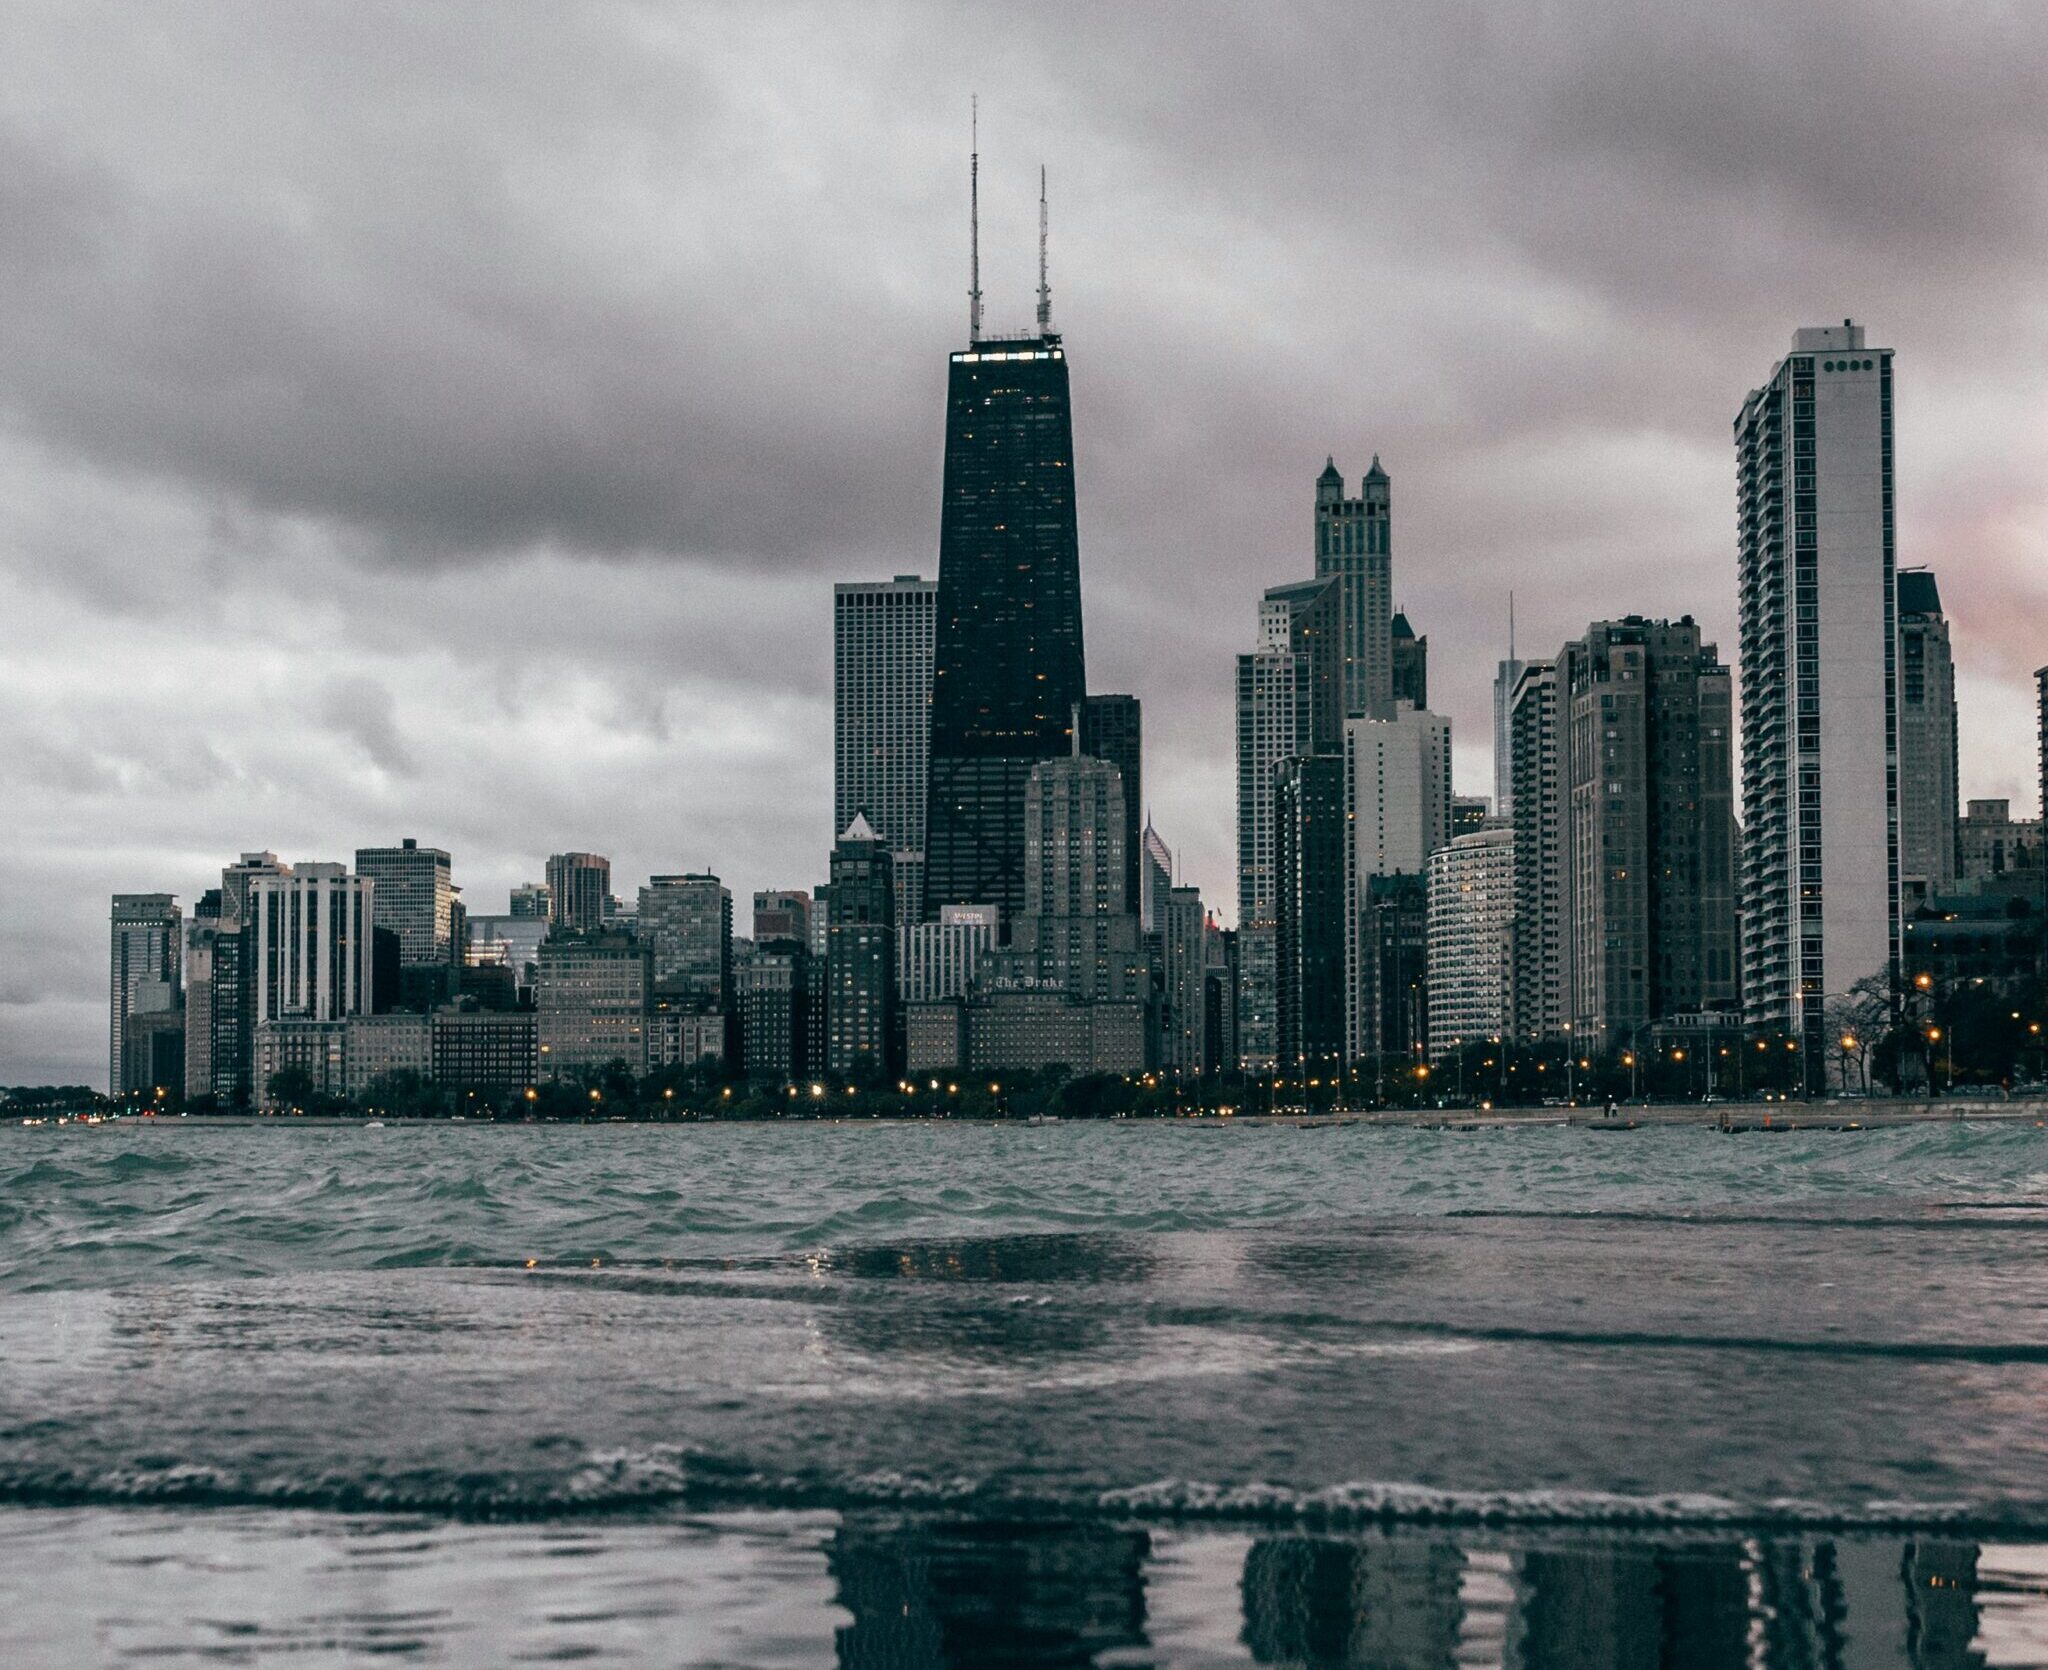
[17,1097,2048,1132]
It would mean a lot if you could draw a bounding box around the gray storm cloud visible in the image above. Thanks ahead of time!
[4,0,2046,1083]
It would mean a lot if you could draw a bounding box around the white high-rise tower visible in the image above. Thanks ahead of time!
[1735,322,1899,1068]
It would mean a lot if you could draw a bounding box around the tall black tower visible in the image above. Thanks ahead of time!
[924,334,1087,924]
[924,133,1087,926]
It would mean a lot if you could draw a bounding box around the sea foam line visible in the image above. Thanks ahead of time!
[0,1451,2033,1535]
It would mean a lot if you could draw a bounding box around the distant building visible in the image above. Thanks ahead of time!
[930,758,1150,1075]
[825,815,896,1076]
[1508,661,1564,1041]
[1235,578,1342,1071]
[1160,885,1207,1076]
[1390,610,1427,709]
[1075,694,1143,917]
[544,853,611,934]
[1344,709,1452,893]
[509,881,551,920]
[1427,826,1516,1061]
[959,991,1145,1076]
[647,1004,727,1073]
[1451,795,1491,838]
[907,991,1147,1077]
[1358,874,1430,1076]
[2039,665,2048,895]
[1007,755,1144,1001]
[182,890,223,1102]
[1257,577,1344,754]
[923,331,1087,927]
[1896,570,1959,906]
[353,838,457,969]
[835,575,935,850]
[1493,653,1526,818]
[121,1008,185,1104]
[536,931,649,1077]
[903,1002,966,1074]
[1203,923,1239,1075]
[639,874,732,1009]
[836,574,935,950]
[1957,799,2042,883]
[110,893,181,1097]
[464,913,548,1003]
[1903,894,2043,991]
[1556,617,1738,1051]
[1737,322,1900,1060]
[903,904,999,1005]
[1343,707,1451,1063]
[738,939,810,1081]
[433,1008,537,1096]
[207,853,289,1108]
[250,866,374,1026]
[1274,754,1347,1082]
[752,890,812,945]
[1315,455,1394,721]
[1139,821,1173,938]
[345,1012,432,1099]
[253,1020,348,1108]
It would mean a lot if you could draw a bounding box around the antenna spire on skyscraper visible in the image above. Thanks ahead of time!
[968,96,983,344]
[1037,164,1052,336]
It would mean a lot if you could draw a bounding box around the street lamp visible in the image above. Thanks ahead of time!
[1926,1025,1949,1093]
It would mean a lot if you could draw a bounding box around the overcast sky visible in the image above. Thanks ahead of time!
[6,1,2047,1086]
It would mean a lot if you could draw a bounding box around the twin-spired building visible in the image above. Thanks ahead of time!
[1735,323,1900,1055]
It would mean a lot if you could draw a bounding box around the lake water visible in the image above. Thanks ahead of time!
[6,1119,2048,1665]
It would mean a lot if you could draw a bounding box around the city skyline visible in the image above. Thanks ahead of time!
[9,5,2048,1087]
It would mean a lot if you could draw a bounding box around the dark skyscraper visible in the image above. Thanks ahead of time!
[1274,754,1347,1079]
[1075,693,1141,917]
[924,324,1087,923]
[1391,609,1428,709]
[545,852,610,934]
[826,814,897,1075]
[2036,664,2047,905]
[1896,569,1958,905]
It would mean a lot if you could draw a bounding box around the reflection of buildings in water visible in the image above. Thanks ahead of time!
[1511,1538,1983,1670]
[1514,1543,1748,1669]
[1240,1536,1465,1667]
[1752,1538,1985,1670]
[825,1522,2002,1670]
[1972,1543,2048,1668]
[1903,1542,1981,1670]
[827,1515,1149,1670]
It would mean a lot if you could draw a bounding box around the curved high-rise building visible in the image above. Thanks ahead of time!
[923,332,1087,925]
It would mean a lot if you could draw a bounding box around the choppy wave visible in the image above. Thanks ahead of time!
[7,1119,2048,1293]
[0,1450,2036,1535]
